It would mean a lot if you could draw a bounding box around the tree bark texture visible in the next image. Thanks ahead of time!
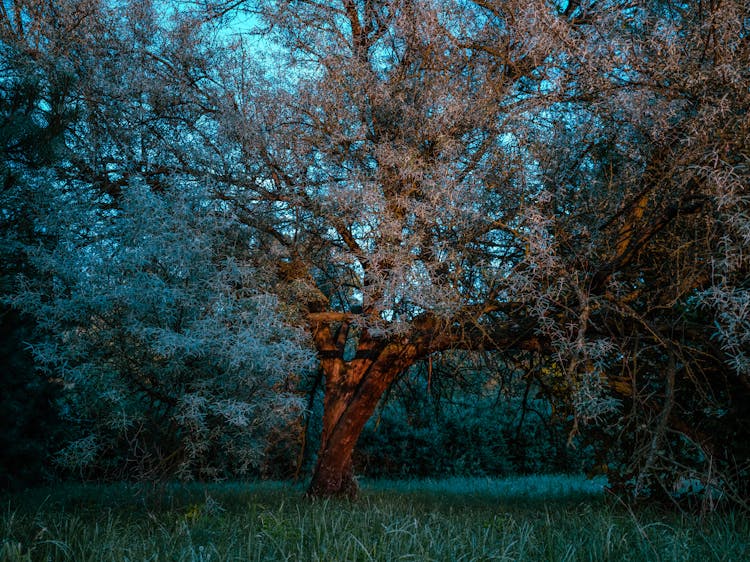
[306,321,421,497]
[304,312,544,497]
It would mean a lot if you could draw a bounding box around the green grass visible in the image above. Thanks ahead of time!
[1,476,748,561]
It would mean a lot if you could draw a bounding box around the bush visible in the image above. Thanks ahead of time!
[353,368,593,479]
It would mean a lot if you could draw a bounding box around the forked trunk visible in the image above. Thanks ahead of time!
[303,312,540,497]
[305,388,373,498]
[306,338,418,497]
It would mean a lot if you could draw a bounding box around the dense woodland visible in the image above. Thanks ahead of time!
[1,0,749,509]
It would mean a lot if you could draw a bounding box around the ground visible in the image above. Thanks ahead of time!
[1,475,748,561]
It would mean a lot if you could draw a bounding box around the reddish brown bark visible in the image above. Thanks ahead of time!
[306,366,395,498]
[306,320,420,497]
[304,312,541,497]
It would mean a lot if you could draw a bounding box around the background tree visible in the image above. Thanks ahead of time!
[0,0,94,487]
[4,0,315,480]
[13,181,315,479]
[522,0,750,506]
[353,353,590,478]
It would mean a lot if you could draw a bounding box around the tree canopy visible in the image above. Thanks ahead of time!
[2,0,749,506]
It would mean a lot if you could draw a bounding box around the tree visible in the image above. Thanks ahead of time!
[13,181,315,479]
[212,0,585,496]
[517,0,750,505]
[219,0,750,501]
[1,0,98,487]
[4,0,749,505]
[3,0,315,480]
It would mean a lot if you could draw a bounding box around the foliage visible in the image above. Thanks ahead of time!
[0,0,94,489]
[2,0,750,506]
[1,0,316,481]
[354,358,592,478]
[518,0,750,506]
[10,181,315,480]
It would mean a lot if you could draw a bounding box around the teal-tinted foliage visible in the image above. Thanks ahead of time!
[354,359,593,479]
[2,0,750,510]
[0,29,77,491]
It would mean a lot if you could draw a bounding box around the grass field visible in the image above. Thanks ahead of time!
[1,475,748,561]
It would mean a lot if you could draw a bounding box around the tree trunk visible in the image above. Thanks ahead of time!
[306,334,418,497]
